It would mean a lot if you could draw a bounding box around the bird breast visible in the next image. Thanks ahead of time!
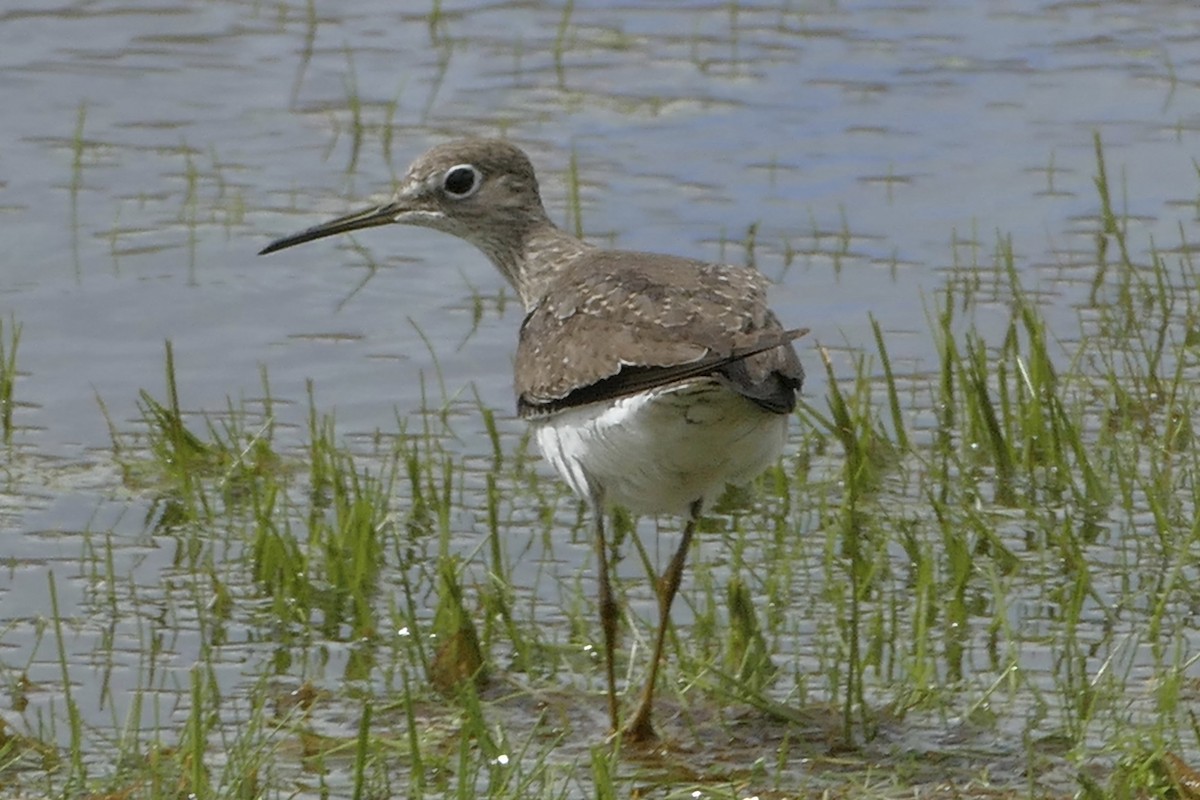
[531,378,789,516]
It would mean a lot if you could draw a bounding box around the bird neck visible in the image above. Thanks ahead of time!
[493,219,596,311]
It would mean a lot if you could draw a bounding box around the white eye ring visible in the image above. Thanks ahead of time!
[442,164,482,199]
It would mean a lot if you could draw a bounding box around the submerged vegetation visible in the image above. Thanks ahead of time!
[4,141,1200,799]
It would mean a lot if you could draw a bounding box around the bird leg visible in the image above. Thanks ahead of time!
[623,498,702,742]
[592,507,621,733]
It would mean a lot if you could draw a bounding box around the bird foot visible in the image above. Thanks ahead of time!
[620,707,658,744]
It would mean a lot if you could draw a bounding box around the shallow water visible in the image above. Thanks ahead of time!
[3,0,1200,796]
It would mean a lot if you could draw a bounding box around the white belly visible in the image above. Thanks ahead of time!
[531,379,789,516]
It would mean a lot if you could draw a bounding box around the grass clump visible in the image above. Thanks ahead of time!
[101,341,281,525]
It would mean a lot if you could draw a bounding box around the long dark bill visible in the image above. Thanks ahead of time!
[258,204,398,255]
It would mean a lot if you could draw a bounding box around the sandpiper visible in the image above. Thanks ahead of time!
[260,138,806,741]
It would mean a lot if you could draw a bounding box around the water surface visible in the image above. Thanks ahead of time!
[3,0,1200,796]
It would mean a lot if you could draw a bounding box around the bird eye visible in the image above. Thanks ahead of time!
[443,164,481,198]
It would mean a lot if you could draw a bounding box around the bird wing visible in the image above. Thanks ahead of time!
[515,250,805,416]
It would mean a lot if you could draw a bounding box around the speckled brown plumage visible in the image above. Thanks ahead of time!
[516,249,805,414]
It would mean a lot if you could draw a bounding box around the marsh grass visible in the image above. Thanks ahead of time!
[286,0,319,109]
[68,101,86,222]
[343,48,369,178]
[318,49,415,181]
[565,145,584,239]
[8,139,1200,798]
[553,0,576,87]
[0,315,21,444]
[100,341,281,525]
[67,100,88,278]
